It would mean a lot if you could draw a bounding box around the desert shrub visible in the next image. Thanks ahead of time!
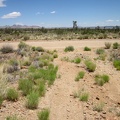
[37,81,46,97]
[22,60,31,66]
[18,79,33,96]
[36,47,44,52]
[26,91,39,109]
[113,60,120,70]
[113,42,119,49]
[95,74,110,86]
[6,88,18,101]
[74,57,81,64]
[37,109,50,120]
[9,59,19,66]
[32,46,36,51]
[6,115,19,120]
[0,45,13,54]
[23,36,30,41]
[79,92,89,102]
[28,65,58,85]
[105,42,111,49]
[75,71,85,81]
[96,48,105,55]
[53,53,58,58]
[61,56,70,62]
[64,46,74,52]
[93,102,104,112]
[18,41,27,49]
[0,95,3,107]
[98,54,107,61]
[85,60,96,72]
[84,46,91,51]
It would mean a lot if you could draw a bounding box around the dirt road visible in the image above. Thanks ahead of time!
[0,39,120,49]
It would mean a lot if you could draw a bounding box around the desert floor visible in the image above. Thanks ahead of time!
[0,39,120,120]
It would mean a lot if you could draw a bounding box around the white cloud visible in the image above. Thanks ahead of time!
[50,11,56,14]
[116,20,119,22]
[0,0,6,7]
[36,12,44,15]
[106,19,114,22]
[1,12,21,19]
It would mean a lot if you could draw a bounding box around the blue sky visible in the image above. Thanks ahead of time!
[0,0,120,27]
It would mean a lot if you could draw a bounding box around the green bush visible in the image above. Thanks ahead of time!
[95,74,110,86]
[0,45,14,54]
[96,48,105,55]
[64,46,74,52]
[113,60,120,70]
[84,46,91,51]
[38,109,50,120]
[37,81,46,97]
[18,41,27,49]
[26,91,39,109]
[53,53,58,58]
[75,71,85,81]
[85,60,96,72]
[105,42,111,49]
[36,47,44,52]
[79,92,89,102]
[74,57,81,64]
[113,42,119,49]
[6,88,18,101]
[18,79,33,96]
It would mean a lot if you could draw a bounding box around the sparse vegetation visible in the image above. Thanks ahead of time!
[96,48,105,55]
[6,115,19,120]
[37,109,50,120]
[85,60,96,72]
[0,95,3,107]
[113,42,119,49]
[105,42,111,49]
[113,60,120,70]
[64,46,74,52]
[93,102,104,112]
[95,74,110,86]
[79,92,89,102]
[74,57,81,64]
[6,88,18,101]
[75,71,85,81]
[26,91,39,109]
[0,45,14,54]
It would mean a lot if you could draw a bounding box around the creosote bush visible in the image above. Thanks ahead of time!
[0,45,14,54]
[6,88,18,101]
[85,60,96,72]
[37,109,50,120]
[36,46,44,52]
[64,46,74,52]
[26,91,39,109]
[84,46,91,51]
[73,57,81,64]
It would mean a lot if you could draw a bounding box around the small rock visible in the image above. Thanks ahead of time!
[96,97,100,100]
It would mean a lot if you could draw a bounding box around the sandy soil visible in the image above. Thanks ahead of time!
[0,39,120,120]
[0,39,120,49]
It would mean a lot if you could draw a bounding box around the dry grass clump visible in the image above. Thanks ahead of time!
[0,45,14,54]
